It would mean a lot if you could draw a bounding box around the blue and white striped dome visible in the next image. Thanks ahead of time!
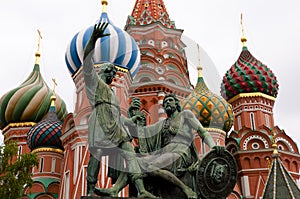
[65,12,140,77]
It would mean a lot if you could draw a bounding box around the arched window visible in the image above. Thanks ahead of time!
[18,145,22,157]
[39,157,44,173]
[254,157,261,167]
[250,112,256,130]
[244,157,251,169]
[265,114,270,127]
[51,158,56,173]
[237,115,242,130]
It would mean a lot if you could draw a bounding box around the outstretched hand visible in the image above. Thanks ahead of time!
[91,22,110,41]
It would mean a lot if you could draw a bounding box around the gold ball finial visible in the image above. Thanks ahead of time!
[101,0,108,12]
[272,143,278,155]
[50,95,57,101]
[241,37,247,44]
[101,0,108,5]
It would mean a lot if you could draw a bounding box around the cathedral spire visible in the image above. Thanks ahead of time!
[128,0,175,28]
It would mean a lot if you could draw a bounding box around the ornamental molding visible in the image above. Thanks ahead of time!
[32,147,64,154]
[72,64,129,80]
[228,92,275,104]
[205,128,226,136]
[243,135,269,150]
[275,137,294,152]
[2,122,36,132]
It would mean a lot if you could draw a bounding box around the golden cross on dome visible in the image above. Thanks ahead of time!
[197,44,203,77]
[240,13,247,46]
[52,78,57,96]
[50,78,57,106]
[35,29,42,64]
[37,29,42,51]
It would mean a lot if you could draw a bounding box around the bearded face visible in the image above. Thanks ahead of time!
[163,96,177,115]
[100,64,117,84]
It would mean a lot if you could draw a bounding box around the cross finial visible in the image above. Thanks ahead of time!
[197,44,203,77]
[50,78,57,107]
[37,29,42,51]
[35,29,42,64]
[52,78,57,95]
[240,13,247,46]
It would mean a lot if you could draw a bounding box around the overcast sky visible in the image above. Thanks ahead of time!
[1,0,300,146]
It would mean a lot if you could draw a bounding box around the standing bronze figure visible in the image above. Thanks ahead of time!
[83,22,157,198]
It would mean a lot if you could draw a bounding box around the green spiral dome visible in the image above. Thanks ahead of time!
[0,64,67,129]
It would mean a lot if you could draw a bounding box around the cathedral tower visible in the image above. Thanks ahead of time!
[126,0,193,124]
[222,16,300,199]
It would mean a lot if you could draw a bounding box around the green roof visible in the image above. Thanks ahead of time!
[262,155,300,199]
[24,178,60,199]
[33,177,60,191]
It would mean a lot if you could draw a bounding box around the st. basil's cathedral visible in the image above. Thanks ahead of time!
[0,0,300,198]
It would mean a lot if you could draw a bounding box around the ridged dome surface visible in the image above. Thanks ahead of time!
[65,12,140,77]
[0,64,67,129]
[27,105,63,150]
[181,74,234,133]
[221,46,279,101]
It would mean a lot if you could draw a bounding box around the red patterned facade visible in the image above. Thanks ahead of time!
[1,1,300,199]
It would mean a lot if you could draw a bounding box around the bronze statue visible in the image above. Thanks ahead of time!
[98,94,227,198]
[83,22,157,198]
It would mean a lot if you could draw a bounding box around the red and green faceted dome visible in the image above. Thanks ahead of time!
[0,64,67,129]
[181,75,234,133]
[221,46,279,100]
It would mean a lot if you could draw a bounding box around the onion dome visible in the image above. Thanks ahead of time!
[65,1,141,77]
[221,46,279,101]
[181,67,234,133]
[27,94,63,151]
[221,16,279,101]
[0,36,67,130]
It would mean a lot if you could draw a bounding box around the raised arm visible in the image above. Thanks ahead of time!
[184,110,215,149]
[82,23,110,103]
